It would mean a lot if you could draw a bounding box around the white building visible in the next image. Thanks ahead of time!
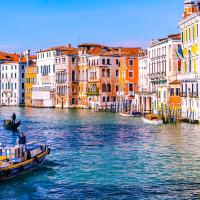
[0,50,32,106]
[178,0,200,121]
[138,52,148,92]
[32,45,73,107]
[135,34,181,114]
[148,34,181,113]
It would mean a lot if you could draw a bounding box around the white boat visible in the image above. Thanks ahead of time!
[142,114,163,125]
[119,112,132,117]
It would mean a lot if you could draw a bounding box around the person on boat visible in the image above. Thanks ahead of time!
[18,133,27,145]
[12,113,16,123]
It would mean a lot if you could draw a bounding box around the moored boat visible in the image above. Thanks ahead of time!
[3,120,21,130]
[0,143,50,181]
[119,111,142,117]
[142,114,163,125]
[119,112,132,117]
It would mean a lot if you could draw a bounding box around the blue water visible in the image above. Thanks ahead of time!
[0,108,200,199]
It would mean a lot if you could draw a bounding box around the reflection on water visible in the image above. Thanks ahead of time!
[0,107,200,199]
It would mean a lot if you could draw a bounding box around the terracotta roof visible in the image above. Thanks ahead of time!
[61,48,78,55]
[0,51,36,64]
[158,33,181,42]
[37,45,74,53]
[78,43,105,48]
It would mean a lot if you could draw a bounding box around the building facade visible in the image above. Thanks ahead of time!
[178,0,200,121]
[118,48,142,108]
[0,50,34,106]
[25,65,37,107]
[32,45,74,107]
[55,48,78,108]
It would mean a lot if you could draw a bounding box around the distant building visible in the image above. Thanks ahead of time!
[78,44,121,109]
[0,50,35,106]
[138,52,148,92]
[135,34,181,114]
[178,0,200,121]
[55,48,78,108]
[25,65,37,107]
[118,48,143,107]
[32,45,73,107]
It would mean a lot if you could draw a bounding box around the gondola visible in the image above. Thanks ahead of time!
[0,144,50,181]
[3,120,21,130]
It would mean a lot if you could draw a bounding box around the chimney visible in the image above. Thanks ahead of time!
[67,44,72,48]
[183,0,196,19]
[24,50,30,66]
[118,48,122,56]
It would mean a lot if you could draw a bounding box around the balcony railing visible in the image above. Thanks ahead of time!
[86,88,99,96]
[179,92,187,97]
[189,92,199,98]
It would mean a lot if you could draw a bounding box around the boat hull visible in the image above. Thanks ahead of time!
[0,149,49,181]
[142,117,163,125]
[3,120,21,130]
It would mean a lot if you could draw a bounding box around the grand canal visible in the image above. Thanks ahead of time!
[0,108,200,199]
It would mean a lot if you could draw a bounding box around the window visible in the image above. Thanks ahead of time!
[116,59,119,65]
[102,59,105,65]
[129,59,133,66]
[116,85,119,92]
[107,97,110,102]
[22,65,24,70]
[22,83,24,89]
[107,59,110,65]
[170,88,174,96]
[129,84,133,92]
[176,88,180,96]
[107,69,110,77]
[116,70,119,77]
[128,71,133,78]
[22,73,24,78]
[103,97,106,102]
[107,84,111,92]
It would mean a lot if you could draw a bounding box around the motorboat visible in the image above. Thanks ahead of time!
[142,114,163,125]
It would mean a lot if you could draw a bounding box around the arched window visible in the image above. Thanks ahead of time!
[102,83,106,92]
[107,83,111,92]
[102,69,105,77]
[107,69,110,77]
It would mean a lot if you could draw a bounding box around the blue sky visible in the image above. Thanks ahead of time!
[0,0,183,53]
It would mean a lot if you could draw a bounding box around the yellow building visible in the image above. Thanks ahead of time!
[178,0,200,121]
[25,65,37,107]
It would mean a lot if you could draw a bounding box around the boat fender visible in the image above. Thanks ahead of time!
[34,156,39,163]
[47,148,51,155]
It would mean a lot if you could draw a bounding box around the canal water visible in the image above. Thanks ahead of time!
[0,108,200,199]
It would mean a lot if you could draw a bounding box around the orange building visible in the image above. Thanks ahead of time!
[25,65,37,107]
[169,80,181,110]
[118,48,143,105]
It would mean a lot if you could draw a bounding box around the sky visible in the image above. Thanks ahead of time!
[0,0,184,53]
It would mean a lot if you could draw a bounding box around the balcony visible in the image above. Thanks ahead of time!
[86,88,99,96]
[189,92,199,98]
[179,92,187,97]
